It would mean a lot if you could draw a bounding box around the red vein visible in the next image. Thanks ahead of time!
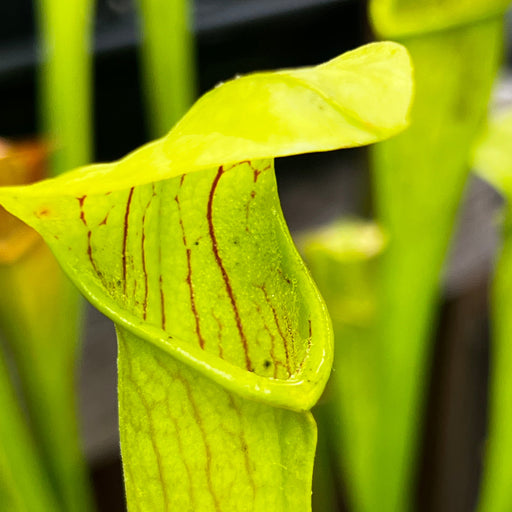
[175,194,206,349]
[141,231,148,319]
[223,160,270,178]
[277,268,292,285]
[212,311,225,360]
[254,302,284,379]
[207,166,252,371]
[156,185,167,330]
[99,212,110,226]
[77,195,102,277]
[258,284,292,375]
[86,231,101,276]
[77,195,87,225]
[141,187,156,320]
[225,159,270,232]
[122,187,135,294]
[159,275,166,330]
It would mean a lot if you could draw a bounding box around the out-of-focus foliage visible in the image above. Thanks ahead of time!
[371,0,511,37]
[473,109,512,512]
[301,220,385,512]
[36,0,94,175]
[0,0,97,509]
[363,1,510,511]
[136,0,196,138]
[0,139,94,512]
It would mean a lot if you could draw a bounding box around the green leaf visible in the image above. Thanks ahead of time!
[370,0,511,38]
[472,109,512,512]
[0,42,413,511]
[119,327,318,511]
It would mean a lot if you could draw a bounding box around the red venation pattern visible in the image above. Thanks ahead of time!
[207,165,253,371]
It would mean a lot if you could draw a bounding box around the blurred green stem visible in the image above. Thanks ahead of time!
[302,221,383,512]
[36,0,94,175]
[12,1,97,510]
[0,342,61,512]
[0,242,94,512]
[370,17,503,512]
[136,0,196,138]
[477,210,512,512]
[472,107,512,512]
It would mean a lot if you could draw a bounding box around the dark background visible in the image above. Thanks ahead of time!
[0,1,511,510]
